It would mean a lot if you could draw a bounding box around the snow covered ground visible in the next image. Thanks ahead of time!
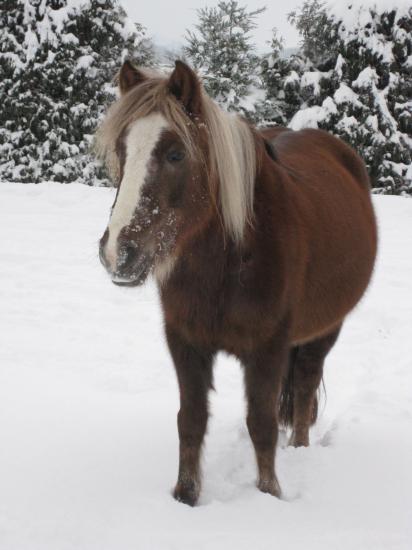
[0,182,411,550]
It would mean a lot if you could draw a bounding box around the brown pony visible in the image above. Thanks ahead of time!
[96,60,377,506]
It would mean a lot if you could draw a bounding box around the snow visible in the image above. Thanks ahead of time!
[327,0,412,21]
[334,83,362,107]
[76,54,95,70]
[24,28,40,63]
[326,1,411,66]
[352,69,399,138]
[114,18,137,42]
[301,71,325,96]
[336,115,358,132]
[16,0,85,68]
[334,53,345,78]
[284,70,300,86]
[352,66,379,89]
[61,33,79,45]
[289,106,326,130]
[0,182,412,549]
[366,114,379,132]
[239,86,266,111]
[288,97,337,130]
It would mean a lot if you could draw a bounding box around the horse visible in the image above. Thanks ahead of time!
[96,60,377,506]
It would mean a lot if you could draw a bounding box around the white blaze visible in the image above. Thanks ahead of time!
[105,112,168,271]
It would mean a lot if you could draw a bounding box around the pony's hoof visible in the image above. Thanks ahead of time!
[257,478,281,498]
[289,431,309,447]
[173,481,199,506]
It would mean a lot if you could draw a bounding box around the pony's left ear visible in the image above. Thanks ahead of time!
[118,60,146,95]
[168,60,202,116]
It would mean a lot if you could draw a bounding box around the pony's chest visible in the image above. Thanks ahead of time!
[160,263,279,353]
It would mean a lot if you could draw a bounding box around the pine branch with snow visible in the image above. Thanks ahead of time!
[288,0,412,195]
[0,0,155,185]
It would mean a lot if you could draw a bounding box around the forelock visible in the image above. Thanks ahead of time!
[95,73,202,184]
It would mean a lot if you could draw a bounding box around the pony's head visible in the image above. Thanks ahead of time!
[97,60,256,286]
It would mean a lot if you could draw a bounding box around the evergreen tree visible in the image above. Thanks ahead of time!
[288,1,412,195]
[288,0,337,69]
[256,28,307,126]
[0,0,154,184]
[184,0,264,114]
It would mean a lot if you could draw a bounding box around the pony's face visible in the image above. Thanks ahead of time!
[99,62,210,286]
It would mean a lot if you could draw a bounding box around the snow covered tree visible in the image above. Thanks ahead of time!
[288,0,337,70]
[288,1,412,195]
[256,28,307,126]
[0,0,154,184]
[184,0,264,114]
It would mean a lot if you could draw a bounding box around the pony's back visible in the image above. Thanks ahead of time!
[262,127,371,191]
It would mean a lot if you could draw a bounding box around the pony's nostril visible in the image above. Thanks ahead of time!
[118,244,138,269]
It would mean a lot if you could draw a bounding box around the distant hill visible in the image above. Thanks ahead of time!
[153,43,185,64]
[281,47,299,58]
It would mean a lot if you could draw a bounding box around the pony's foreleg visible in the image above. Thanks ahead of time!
[242,335,289,497]
[289,325,342,447]
[166,326,214,506]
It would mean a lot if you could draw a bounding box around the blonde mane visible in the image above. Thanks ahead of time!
[95,68,256,242]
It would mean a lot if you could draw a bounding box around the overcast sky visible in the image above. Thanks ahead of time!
[120,0,303,52]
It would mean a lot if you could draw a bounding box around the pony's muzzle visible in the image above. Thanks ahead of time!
[99,229,151,286]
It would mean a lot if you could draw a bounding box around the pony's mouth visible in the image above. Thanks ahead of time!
[111,254,152,287]
[111,266,150,287]
[111,276,142,287]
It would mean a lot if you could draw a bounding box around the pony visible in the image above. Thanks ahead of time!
[96,60,377,506]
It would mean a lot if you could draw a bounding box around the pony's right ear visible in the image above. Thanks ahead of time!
[168,60,202,116]
[118,60,146,95]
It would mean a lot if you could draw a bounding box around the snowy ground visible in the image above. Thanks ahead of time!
[0,182,411,550]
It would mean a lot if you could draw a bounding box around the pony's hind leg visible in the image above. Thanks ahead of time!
[284,326,342,447]
[166,326,214,506]
[242,332,289,497]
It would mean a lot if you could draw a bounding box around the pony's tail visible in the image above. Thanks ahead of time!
[278,346,320,428]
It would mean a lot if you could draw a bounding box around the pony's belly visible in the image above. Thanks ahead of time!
[291,259,374,345]
[290,203,376,345]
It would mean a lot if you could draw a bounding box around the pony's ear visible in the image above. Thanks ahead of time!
[118,60,146,95]
[168,60,202,116]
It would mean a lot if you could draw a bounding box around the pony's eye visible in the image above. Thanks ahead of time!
[166,150,185,163]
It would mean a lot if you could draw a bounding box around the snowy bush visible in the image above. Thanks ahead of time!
[287,0,412,195]
[0,0,154,185]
